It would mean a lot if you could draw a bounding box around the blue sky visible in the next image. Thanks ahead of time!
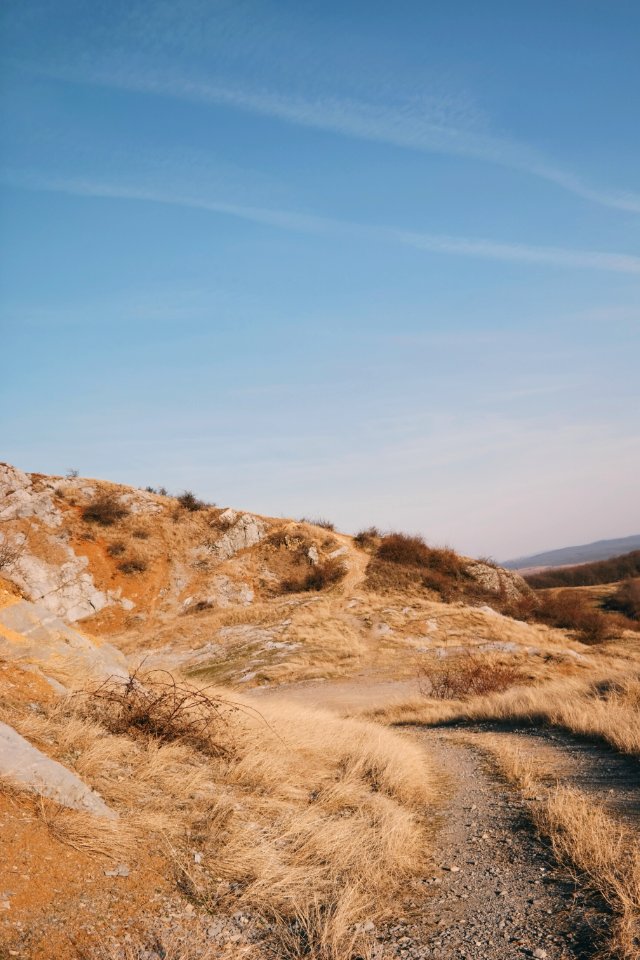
[1,0,639,559]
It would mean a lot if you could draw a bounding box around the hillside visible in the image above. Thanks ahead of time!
[525,550,640,589]
[1,463,640,960]
[503,534,640,571]
[0,462,562,691]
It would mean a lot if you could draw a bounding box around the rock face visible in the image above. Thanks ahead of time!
[210,514,266,561]
[0,463,62,527]
[465,560,532,602]
[9,550,111,622]
[0,597,128,684]
[0,463,113,622]
[0,721,117,818]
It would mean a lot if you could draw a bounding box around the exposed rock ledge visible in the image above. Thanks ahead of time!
[0,721,117,818]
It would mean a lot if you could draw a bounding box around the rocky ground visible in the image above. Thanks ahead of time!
[370,732,608,960]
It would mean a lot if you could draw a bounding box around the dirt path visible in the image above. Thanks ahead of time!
[463,724,640,828]
[373,730,602,960]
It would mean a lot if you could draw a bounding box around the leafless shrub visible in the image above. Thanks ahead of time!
[86,670,235,757]
[353,526,381,549]
[377,533,465,577]
[176,491,209,512]
[281,557,347,593]
[82,494,129,526]
[107,541,126,557]
[117,556,148,575]
[183,599,215,615]
[132,528,150,539]
[533,590,613,645]
[0,536,23,571]
[419,652,524,700]
[603,579,640,621]
[300,516,335,531]
[66,467,80,479]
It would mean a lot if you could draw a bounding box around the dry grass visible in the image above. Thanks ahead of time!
[469,735,640,959]
[369,674,640,757]
[417,651,525,699]
[6,674,433,959]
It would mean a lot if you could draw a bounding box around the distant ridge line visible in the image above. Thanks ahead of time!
[502,534,640,571]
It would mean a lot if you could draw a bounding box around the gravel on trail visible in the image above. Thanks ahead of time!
[371,731,605,960]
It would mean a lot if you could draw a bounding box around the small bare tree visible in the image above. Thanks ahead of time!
[0,536,23,571]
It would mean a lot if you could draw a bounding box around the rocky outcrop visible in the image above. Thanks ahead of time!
[210,513,266,561]
[9,549,112,621]
[0,463,61,527]
[0,463,114,622]
[0,597,128,684]
[0,721,117,818]
[465,560,532,602]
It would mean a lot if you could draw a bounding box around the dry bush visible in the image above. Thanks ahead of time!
[0,535,23,570]
[176,490,208,512]
[534,589,613,644]
[376,534,466,579]
[183,599,215,615]
[418,652,524,700]
[300,517,335,531]
[281,558,347,594]
[353,526,380,549]
[82,494,129,526]
[366,533,477,604]
[107,541,126,557]
[117,556,148,574]
[85,670,234,757]
[132,527,150,540]
[603,579,640,621]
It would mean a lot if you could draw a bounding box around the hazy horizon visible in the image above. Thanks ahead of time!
[1,1,639,559]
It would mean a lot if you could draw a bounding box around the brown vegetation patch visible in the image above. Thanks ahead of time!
[117,556,148,575]
[526,550,640,589]
[281,557,347,594]
[353,526,381,549]
[532,589,613,644]
[176,491,208,512]
[603,579,640,621]
[82,494,129,526]
[85,670,234,757]
[418,652,525,700]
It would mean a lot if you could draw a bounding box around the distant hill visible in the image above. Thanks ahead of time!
[503,535,640,571]
[524,549,640,589]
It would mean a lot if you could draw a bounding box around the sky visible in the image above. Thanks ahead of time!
[1,0,639,561]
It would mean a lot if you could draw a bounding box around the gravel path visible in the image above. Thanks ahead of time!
[373,731,603,960]
[468,723,640,827]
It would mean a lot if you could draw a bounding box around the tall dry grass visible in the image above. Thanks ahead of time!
[6,675,433,959]
[369,675,640,757]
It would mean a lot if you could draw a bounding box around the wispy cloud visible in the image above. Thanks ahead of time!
[6,170,640,274]
[39,63,640,215]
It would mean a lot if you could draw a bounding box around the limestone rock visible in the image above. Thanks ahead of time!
[465,560,532,602]
[0,463,62,527]
[210,514,266,561]
[0,721,117,818]
[0,597,128,682]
